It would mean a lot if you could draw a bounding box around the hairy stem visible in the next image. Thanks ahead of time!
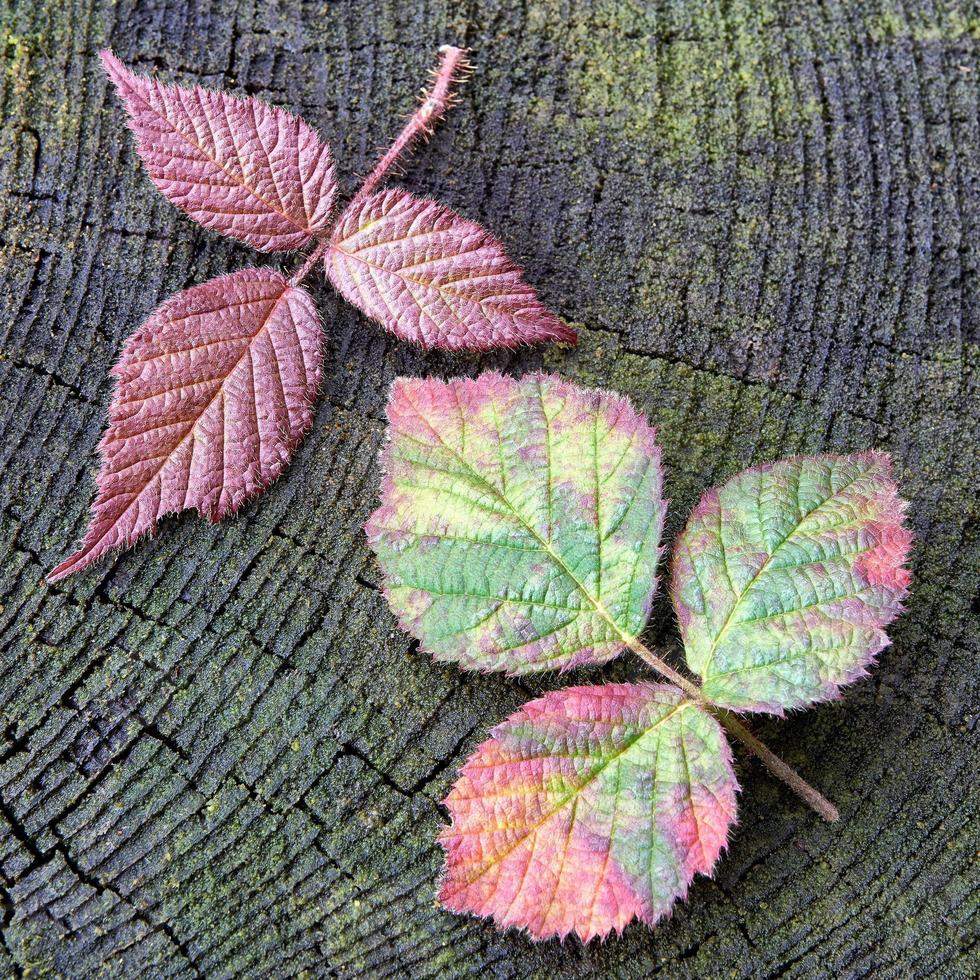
[716,711,840,822]
[346,45,469,216]
[626,636,839,822]
[624,636,703,700]
[290,238,330,287]
[291,46,467,289]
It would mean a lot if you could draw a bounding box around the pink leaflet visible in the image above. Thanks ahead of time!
[48,268,323,582]
[101,51,337,252]
[326,188,577,350]
[439,683,738,942]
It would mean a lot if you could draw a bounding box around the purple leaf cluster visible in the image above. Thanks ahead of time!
[51,47,574,581]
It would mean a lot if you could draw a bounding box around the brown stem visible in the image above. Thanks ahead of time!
[625,636,839,823]
[717,711,840,823]
[346,45,469,217]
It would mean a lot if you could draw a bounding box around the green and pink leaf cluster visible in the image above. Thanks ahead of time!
[368,372,912,941]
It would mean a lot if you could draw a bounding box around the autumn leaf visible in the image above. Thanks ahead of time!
[439,683,738,941]
[327,189,576,350]
[369,376,913,940]
[671,453,913,713]
[51,47,577,580]
[365,372,665,673]
[101,51,337,252]
[48,268,322,582]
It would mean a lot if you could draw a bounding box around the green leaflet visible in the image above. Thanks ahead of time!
[671,453,912,713]
[366,372,665,673]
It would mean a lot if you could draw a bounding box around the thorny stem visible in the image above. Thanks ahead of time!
[291,45,468,289]
[626,635,840,823]
[347,45,469,217]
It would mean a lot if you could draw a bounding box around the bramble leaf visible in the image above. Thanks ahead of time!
[366,373,665,673]
[48,268,323,582]
[671,453,912,714]
[327,188,576,350]
[101,51,337,252]
[439,683,738,941]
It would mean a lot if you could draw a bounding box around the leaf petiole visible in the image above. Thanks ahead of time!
[624,635,840,822]
[347,45,469,218]
[716,710,840,823]
[289,238,331,287]
[289,46,470,291]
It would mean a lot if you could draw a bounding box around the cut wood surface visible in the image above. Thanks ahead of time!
[0,1,976,976]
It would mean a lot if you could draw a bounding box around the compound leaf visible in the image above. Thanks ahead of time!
[366,373,665,673]
[326,188,576,350]
[48,268,323,582]
[439,683,738,941]
[671,453,913,714]
[101,51,337,252]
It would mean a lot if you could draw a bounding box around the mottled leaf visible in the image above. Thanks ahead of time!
[439,683,738,941]
[101,51,337,252]
[672,453,912,713]
[366,373,664,673]
[327,188,576,350]
[48,268,323,582]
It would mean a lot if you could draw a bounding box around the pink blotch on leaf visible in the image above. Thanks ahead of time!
[438,684,738,941]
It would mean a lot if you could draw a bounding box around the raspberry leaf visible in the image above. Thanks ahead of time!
[671,453,912,714]
[366,373,665,673]
[48,268,323,582]
[101,51,337,252]
[327,189,576,350]
[439,683,738,941]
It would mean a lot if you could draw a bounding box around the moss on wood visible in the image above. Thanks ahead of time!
[0,0,976,976]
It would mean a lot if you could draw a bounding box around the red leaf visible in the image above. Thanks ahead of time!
[48,268,323,582]
[439,684,738,941]
[326,188,576,350]
[101,51,337,252]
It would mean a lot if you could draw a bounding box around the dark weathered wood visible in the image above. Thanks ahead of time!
[0,0,976,976]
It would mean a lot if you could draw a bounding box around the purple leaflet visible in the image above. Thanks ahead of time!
[101,51,337,252]
[327,189,576,350]
[48,268,322,582]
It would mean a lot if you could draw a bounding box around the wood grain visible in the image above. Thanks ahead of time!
[0,0,976,976]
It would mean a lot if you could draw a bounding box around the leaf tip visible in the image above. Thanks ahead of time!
[99,48,132,87]
[46,538,114,584]
[550,320,578,345]
[45,556,79,584]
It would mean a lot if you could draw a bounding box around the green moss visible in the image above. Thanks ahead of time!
[520,0,822,168]
[870,3,980,42]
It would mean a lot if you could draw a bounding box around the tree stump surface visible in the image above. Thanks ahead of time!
[0,1,976,976]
